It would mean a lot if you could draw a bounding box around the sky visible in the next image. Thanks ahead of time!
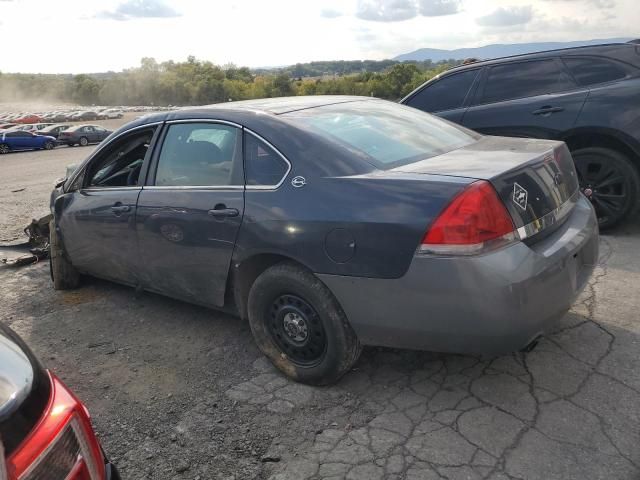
[0,0,637,73]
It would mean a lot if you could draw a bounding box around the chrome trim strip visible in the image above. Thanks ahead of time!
[516,190,581,240]
[143,185,244,191]
[244,129,292,190]
[82,186,143,192]
[66,121,164,189]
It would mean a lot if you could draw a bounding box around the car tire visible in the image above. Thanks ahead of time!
[44,141,55,150]
[79,137,89,146]
[572,147,640,229]
[49,219,80,290]
[67,143,75,147]
[247,262,362,385]
[0,143,10,154]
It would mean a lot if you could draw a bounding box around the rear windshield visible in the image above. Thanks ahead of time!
[284,100,478,169]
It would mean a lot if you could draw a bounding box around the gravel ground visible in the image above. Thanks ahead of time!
[1,125,639,480]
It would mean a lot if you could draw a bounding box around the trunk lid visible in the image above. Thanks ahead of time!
[391,136,580,235]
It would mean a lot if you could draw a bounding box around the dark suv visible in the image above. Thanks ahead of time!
[402,42,640,228]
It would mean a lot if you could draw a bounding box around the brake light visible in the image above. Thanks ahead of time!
[6,374,105,480]
[420,180,516,255]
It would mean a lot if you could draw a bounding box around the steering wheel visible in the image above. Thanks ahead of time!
[127,163,142,186]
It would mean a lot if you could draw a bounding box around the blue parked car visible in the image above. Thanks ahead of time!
[0,130,56,153]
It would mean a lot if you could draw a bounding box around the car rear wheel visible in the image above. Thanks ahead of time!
[573,147,639,229]
[0,143,9,154]
[49,219,80,290]
[44,141,55,150]
[247,262,362,385]
[79,137,89,146]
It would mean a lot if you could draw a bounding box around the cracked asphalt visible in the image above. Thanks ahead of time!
[1,142,639,479]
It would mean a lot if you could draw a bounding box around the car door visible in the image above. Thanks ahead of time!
[54,125,160,285]
[402,68,480,123]
[94,126,108,141]
[15,131,34,149]
[461,58,589,140]
[135,120,245,307]
[82,126,95,142]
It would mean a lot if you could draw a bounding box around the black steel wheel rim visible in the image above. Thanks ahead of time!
[574,154,629,224]
[267,294,327,366]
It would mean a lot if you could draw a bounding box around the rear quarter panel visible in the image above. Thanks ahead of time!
[235,173,472,279]
[574,78,640,144]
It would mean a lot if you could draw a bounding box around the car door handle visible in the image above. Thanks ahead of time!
[532,106,564,115]
[111,205,131,214]
[208,207,239,218]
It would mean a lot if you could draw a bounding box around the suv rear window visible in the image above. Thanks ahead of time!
[480,59,573,104]
[285,100,478,169]
[406,69,479,113]
[563,56,628,86]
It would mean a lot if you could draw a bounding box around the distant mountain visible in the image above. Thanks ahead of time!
[393,38,634,62]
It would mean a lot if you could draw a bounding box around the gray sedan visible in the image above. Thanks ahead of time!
[57,124,112,146]
[49,96,598,385]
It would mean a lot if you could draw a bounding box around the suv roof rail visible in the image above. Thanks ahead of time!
[442,42,632,73]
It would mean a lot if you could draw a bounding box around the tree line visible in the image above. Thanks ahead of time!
[0,57,455,107]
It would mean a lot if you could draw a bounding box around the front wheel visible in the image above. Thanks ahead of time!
[49,219,80,290]
[573,147,639,229]
[247,263,362,385]
[79,137,89,146]
[44,141,55,150]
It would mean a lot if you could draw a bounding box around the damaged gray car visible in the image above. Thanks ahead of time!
[49,96,599,385]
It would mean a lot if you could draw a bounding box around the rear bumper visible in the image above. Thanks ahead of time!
[318,195,599,355]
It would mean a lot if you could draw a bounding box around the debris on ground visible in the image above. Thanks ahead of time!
[0,214,51,268]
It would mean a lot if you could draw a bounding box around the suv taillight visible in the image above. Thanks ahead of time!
[7,374,104,480]
[419,180,516,255]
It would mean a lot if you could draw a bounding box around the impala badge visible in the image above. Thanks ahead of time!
[291,176,306,188]
[513,183,528,210]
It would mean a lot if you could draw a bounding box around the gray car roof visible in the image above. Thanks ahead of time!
[201,95,374,115]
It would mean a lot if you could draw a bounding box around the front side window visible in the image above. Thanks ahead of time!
[406,69,479,113]
[86,128,156,188]
[155,122,242,187]
[285,100,478,169]
[244,134,289,186]
[480,59,573,104]
[563,56,628,86]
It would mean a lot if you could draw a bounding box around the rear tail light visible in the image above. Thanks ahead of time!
[419,180,516,256]
[7,374,105,480]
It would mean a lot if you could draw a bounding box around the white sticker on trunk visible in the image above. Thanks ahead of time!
[513,183,528,210]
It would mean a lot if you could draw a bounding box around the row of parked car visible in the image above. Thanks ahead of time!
[0,108,124,124]
[0,123,112,153]
[0,105,172,125]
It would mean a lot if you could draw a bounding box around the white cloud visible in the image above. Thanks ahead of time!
[0,0,636,73]
[97,0,181,21]
[476,6,534,27]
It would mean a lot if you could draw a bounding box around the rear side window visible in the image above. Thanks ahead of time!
[563,57,627,86]
[406,69,479,113]
[244,133,289,186]
[155,122,242,187]
[480,59,573,104]
[286,100,478,169]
